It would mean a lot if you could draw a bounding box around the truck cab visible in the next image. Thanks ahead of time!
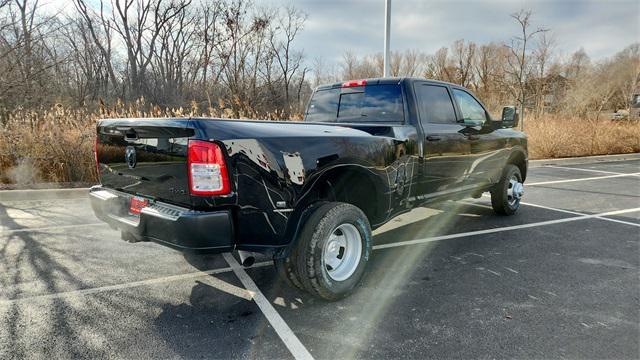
[304,78,527,206]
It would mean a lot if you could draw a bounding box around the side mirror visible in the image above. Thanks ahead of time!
[501,106,519,128]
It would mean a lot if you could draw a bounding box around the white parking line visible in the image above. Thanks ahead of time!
[462,199,640,228]
[223,253,314,360]
[520,201,640,228]
[527,172,640,186]
[372,207,640,250]
[543,165,640,176]
[0,261,272,306]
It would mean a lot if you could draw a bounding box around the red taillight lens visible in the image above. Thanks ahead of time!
[187,140,231,196]
[129,196,149,215]
[342,79,367,88]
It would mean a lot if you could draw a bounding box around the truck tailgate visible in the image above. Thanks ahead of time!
[96,119,195,206]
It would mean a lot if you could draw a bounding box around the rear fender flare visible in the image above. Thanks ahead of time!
[274,201,329,259]
[276,164,388,258]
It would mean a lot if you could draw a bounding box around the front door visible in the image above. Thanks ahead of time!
[414,83,471,200]
[451,88,508,187]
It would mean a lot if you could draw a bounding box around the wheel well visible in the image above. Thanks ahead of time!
[301,167,384,225]
[508,151,527,181]
[278,167,385,257]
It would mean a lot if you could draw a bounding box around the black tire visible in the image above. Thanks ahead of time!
[293,202,372,301]
[274,202,329,291]
[491,164,523,215]
[274,255,304,291]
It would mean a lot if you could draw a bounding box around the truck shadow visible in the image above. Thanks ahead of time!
[152,278,293,359]
[165,200,569,358]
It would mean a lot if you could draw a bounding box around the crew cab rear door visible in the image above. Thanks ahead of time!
[414,83,472,197]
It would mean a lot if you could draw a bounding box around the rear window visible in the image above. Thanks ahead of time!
[305,85,404,123]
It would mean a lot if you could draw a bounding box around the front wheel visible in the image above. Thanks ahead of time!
[293,202,372,301]
[491,164,524,215]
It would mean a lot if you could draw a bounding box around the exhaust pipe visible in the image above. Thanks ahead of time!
[237,250,256,267]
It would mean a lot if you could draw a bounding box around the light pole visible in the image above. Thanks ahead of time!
[383,0,391,77]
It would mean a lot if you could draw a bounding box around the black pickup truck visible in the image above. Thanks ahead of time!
[90,77,527,300]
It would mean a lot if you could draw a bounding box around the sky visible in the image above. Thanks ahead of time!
[44,0,638,62]
[293,0,638,62]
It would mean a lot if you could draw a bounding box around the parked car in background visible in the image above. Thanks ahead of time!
[611,110,629,121]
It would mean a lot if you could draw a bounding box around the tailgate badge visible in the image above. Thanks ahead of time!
[125,146,137,169]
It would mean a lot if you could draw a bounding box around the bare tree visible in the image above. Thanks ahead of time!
[73,0,118,97]
[451,39,476,87]
[341,50,358,80]
[531,32,556,116]
[218,0,270,117]
[1,0,637,129]
[424,47,453,82]
[505,9,548,129]
[60,15,112,104]
[564,48,590,79]
[474,42,510,112]
[151,2,198,105]
[611,43,639,111]
[110,0,190,99]
[269,5,307,117]
[0,0,65,109]
[399,49,424,77]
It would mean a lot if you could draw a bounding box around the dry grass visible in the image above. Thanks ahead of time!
[1,106,639,185]
[1,107,95,185]
[0,101,203,185]
[525,115,640,159]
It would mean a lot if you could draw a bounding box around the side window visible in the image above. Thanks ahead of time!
[452,89,488,123]
[415,84,457,125]
[306,89,339,122]
[338,85,404,122]
[337,91,364,118]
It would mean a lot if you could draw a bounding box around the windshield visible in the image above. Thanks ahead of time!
[304,84,404,123]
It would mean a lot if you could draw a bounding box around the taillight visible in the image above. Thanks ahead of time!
[94,136,100,181]
[342,79,367,88]
[129,196,149,215]
[188,140,231,196]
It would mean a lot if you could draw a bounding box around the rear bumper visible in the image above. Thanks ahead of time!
[89,186,234,253]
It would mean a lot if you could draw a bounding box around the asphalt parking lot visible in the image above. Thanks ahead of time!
[1,155,639,359]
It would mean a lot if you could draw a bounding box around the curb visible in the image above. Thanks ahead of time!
[529,153,640,168]
[0,188,89,201]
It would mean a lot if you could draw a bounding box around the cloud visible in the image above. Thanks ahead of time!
[295,0,638,62]
[42,0,639,63]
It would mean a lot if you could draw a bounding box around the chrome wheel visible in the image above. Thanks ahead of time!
[507,175,524,206]
[322,223,362,281]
